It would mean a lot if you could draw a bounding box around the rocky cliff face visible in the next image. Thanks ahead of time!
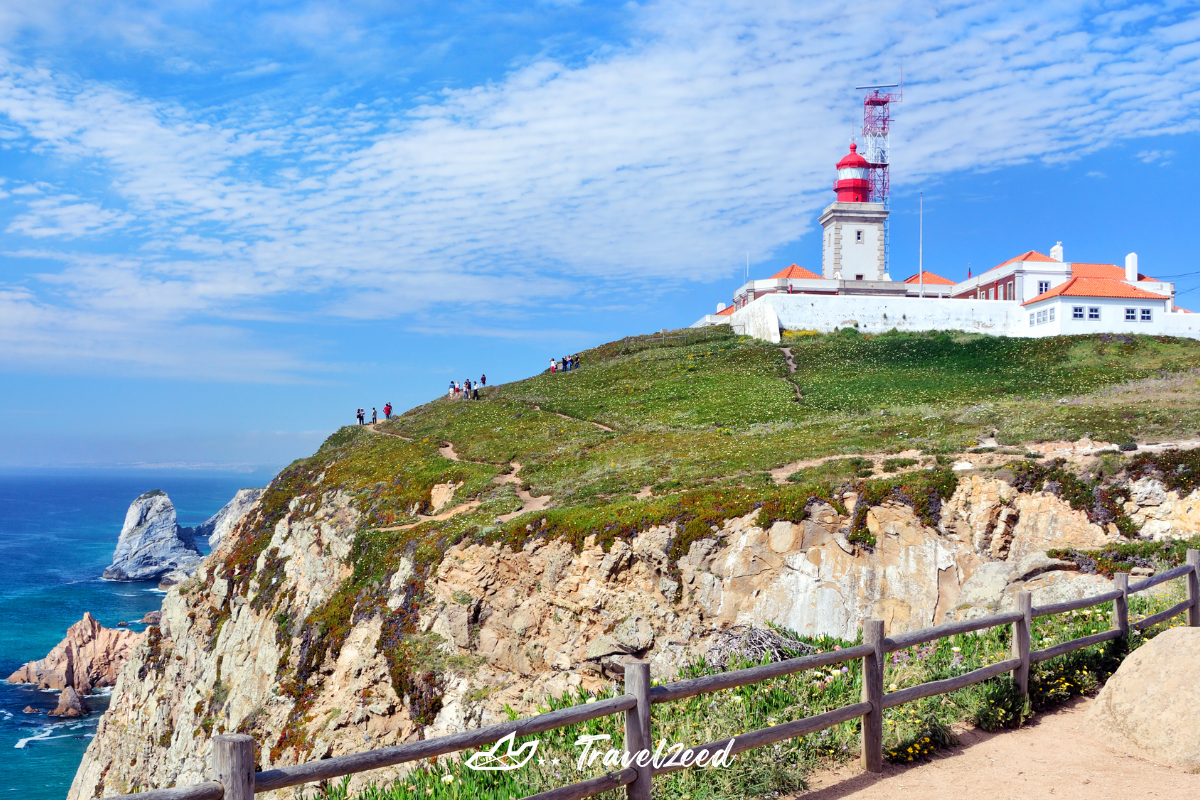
[7,612,142,694]
[195,488,266,549]
[103,491,203,582]
[68,468,1135,800]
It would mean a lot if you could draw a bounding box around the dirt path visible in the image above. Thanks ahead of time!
[769,450,925,485]
[531,404,615,432]
[780,347,803,401]
[365,423,413,441]
[493,462,553,522]
[797,697,1197,800]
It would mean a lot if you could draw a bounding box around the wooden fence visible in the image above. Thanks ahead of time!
[113,550,1200,800]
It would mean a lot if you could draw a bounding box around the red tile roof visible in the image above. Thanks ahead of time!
[1022,277,1169,306]
[1070,262,1160,281]
[985,250,1058,273]
[715,305,735,316]
[771,263,822,280]
[903,270,955,286]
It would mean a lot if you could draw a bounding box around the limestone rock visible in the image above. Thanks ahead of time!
[429,482,462,513]
[1084,627,1200,769]
[195,488,265,549]
[1125,478,1200,541]
[49,687,91,718]
[139,611,162,625]
[103,491,203,582]
[6,612,142,694]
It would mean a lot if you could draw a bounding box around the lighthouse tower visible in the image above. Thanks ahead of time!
[819,143,889,281]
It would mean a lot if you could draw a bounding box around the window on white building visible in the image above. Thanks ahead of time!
[1049,307,1056,322]
[1038,280,1050,294]
[1073,306,1084,319]
[855,230,864,243]
[1029,313,1035,326]
[1125,307,1137,321]
[1141,308,1152,322]
[855,274,864,281]
[1089,307,1100,320]
[1036,310,1047,324]
[1008,281,1014,300]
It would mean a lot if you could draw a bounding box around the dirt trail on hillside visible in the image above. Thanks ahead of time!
[531,404,615,432]
[366,429,553,529]
[796,697,1197,800]
[366,423,413,440]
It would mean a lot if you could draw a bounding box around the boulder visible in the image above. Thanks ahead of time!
[103,491,203,581]
[49,687,91,718]
[194,487,265,549]
[1084,627,1200,769]
[139,611,162,625]
[6,612,143,693]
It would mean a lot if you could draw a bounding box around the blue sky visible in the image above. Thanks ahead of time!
[1,0,1199,470]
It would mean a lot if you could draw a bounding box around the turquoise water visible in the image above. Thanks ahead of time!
[0,470,278,800]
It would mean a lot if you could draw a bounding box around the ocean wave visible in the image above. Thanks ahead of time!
[14,725,74,749]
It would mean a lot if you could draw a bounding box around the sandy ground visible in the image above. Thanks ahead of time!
[798,697,1198,800]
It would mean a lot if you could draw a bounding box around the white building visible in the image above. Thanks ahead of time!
[691,145,1197,341]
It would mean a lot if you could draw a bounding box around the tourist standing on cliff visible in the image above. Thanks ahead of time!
[371,407,378,423]
[550,358,556,373]
[464,378,472,399]
[384,402,392,419]
[480,374,486,387]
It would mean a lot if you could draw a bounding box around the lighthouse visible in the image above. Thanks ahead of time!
[819,143,889,282]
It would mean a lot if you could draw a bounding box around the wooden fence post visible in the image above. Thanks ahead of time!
[625,661,652,800]
[1012,591,1031,696]
[1113,573,1129,638]
[212,734,255,800]
[1187,550,1200,627]
[860,619,884,774]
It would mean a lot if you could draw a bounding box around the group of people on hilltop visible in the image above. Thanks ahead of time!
[355,402,393,425]
[549,354,580,373]
[449,375,486,400]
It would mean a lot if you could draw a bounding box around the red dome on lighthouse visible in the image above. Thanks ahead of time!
[833,143,871,203]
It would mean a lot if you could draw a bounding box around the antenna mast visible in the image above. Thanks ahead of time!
[855,73,902,272]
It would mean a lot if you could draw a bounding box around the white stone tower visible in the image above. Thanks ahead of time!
[819,143,889,281]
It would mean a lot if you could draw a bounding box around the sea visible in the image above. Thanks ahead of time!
[0,469,279,800]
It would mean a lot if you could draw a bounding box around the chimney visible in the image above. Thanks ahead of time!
[1125,253,1138,282]
[1050,241,1063,262]
[716,302,726,312]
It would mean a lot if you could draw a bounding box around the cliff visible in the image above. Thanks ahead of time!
[7,612,142,694]
[195,488,266,549]
[103,491,203,582]
[63,330,1200,798]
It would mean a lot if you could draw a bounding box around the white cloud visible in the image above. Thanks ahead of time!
[7,193,133,237]
[1136,148,1175,163]
[0,0,1198,378]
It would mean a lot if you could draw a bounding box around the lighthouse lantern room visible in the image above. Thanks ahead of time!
[834,143,870,203]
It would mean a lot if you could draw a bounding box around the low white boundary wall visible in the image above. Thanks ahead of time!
[725,293,1200,342]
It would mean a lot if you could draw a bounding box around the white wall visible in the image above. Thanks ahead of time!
[721,291,1200,342]
[838,223,883,280]
[729,294,1019,340]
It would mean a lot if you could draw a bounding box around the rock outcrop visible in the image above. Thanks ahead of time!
[194,488,265,549]
[50,687,91,718]
[7,612,142,694]
[103,491,203,582]
[1084,627,1200,769]
[1123,477,1200,541]
[67,472,1132,799]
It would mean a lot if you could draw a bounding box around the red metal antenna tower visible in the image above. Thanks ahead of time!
[855,75,902,272]
[855,79,902,204]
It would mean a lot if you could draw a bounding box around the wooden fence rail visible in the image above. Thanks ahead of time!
[108,550,1200,800]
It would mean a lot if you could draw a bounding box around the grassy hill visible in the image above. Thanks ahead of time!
[268,325,1200,800]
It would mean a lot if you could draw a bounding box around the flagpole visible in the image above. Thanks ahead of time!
[919,192,924,298]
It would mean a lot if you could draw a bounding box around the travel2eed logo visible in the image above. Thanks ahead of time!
[464,731,736,772]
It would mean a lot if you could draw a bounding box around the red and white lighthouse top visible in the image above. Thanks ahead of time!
[833,143,870,203]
